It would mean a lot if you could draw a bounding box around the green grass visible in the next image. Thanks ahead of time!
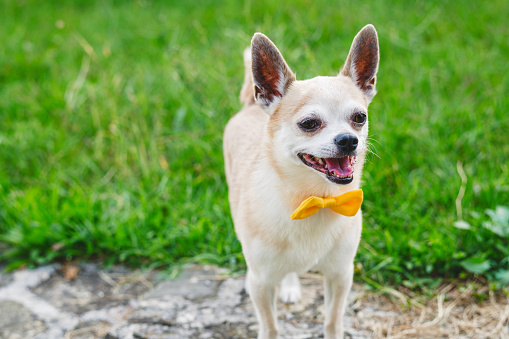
[1,0,508,288]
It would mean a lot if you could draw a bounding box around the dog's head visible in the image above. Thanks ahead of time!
[251,25,379,187]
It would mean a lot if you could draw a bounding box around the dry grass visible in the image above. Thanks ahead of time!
[351,280,509,338]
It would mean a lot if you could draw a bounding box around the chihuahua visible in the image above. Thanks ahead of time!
[223,25,379,339]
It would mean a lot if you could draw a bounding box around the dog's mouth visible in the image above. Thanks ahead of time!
[298,153,356,184]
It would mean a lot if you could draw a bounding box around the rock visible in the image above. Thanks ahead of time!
[31,263,155,314]
[145,265,222,301]
[0,300,46,339]
[0,263,369,339]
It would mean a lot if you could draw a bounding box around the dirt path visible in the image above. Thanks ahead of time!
[0,263,507,338]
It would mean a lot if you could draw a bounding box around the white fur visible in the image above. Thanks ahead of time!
[279,272,301,303]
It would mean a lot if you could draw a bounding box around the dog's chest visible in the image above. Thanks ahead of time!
[252,210,350,270]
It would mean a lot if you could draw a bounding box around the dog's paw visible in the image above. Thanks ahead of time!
[279,285,301,304]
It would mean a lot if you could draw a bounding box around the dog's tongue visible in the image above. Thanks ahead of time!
[325,157,353,176]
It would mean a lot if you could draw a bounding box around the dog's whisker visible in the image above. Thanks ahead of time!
[367,136,382,146]
[365,141,381,160]
[367,149,381,160]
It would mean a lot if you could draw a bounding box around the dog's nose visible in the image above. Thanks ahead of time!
[334,134,358,153]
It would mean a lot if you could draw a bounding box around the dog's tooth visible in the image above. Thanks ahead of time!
[318,158,324,166]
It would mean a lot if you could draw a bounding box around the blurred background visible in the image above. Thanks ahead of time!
[0,0,508,289]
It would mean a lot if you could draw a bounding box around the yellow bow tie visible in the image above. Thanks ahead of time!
[290,189,363,220]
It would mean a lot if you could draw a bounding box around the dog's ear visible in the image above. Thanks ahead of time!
[251,33,296,114]
[340,25,379,104]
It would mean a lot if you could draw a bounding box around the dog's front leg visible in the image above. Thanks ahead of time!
[323,265,354,339]
[247,271,279,339]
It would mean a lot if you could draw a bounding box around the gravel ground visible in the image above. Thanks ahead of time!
[0,263,507,339]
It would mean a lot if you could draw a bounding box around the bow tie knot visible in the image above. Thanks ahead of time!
[290,189,363,220]
[322,197,338,208]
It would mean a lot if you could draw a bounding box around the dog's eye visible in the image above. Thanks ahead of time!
[352,112,367,125]
[298,118,321,131]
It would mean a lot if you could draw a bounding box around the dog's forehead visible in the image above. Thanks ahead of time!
[288,76,367,114]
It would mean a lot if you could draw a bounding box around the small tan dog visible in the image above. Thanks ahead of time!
[224,25,379,339]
